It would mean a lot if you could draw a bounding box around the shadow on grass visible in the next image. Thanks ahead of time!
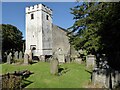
[58,67,64,73]
[21,71,34,88]
[29,61,38,65]
[21,79,33,88]
[85,69,92,74]
[58,67,70,76]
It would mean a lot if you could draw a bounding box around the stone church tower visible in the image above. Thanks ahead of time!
[25,4,72,63]
[25,4,52,57]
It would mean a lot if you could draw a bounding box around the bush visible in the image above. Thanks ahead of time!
[2,74,22,89]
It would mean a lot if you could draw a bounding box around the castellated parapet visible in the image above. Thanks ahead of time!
[26,4,52,15]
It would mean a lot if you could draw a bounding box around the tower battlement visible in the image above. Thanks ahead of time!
[26,4,52,15]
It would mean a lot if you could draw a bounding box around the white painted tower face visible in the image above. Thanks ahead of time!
[25,4,52,56]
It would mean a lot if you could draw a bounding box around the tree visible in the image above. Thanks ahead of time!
[68,2,120,70]
[1,24,23,53]
[69,2,112,54]
[99,2,120,70]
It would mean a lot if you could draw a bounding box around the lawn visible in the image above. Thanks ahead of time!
[1,62,91,88]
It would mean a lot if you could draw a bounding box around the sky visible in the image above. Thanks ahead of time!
[2,2,80,39]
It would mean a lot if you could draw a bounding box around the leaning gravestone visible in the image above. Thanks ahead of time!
[18,51,23,60]
[7,52,12,64]
[14,51,18,60]
[50,59,59,75]
[24,54,29,65]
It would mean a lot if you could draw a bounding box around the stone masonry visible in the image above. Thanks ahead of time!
[25,4,70,63]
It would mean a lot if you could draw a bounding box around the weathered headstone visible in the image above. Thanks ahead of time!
[38,55,45,62]
[75,58,82,64]
[92,68,109,88]
[86,55,96,68]
[19,51,23,59]
[58,54,65,63]
[41,55,45,62]
[24,54,29,65]
[7,52,12,64]
[14,51,18,60]
[111,70,120,88]
[92,67,120,89]
[57,48,65,63]
[65,55,70,63]
[50,59,59,75]
[29,51,32,60]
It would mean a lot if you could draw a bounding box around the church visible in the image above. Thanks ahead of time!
[25,4,70,63]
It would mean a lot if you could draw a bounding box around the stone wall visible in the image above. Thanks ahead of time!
[52,25,70,60]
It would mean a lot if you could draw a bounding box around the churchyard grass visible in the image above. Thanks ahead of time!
[1,62,91,88]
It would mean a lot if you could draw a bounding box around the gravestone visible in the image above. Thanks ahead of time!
[19,51,23,59]
[24,54,29,65]
[92,67,120,89]
[14,51,18,60]
[7,52,12,64]
[92,68,109,88]
[50,59,59,75]
[58,54,65,63]
[29,51,32,60]
[41,55,45,62]
[111,70,120,88]
[65,55,70,63]
[75,58,82,64]
[86,55,96,68]
[57,48,65,63]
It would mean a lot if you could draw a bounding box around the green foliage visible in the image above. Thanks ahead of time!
[98,2,120,70]
[2,74,22,89]
[69,2,120,70]
[68,2,113,54]
[1,24,23,52]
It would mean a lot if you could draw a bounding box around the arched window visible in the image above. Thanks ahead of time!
[31,14,34,19]
[46,15,49,20]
